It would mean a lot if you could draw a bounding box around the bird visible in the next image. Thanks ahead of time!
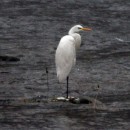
[55,25,92,99]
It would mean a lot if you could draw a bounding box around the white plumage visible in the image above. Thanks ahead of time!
[55,25,91,98]
[56,35,76,82]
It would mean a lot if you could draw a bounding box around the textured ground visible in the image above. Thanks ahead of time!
[0,0,130,129]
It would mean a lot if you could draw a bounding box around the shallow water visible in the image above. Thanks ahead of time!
[0,0,130,129]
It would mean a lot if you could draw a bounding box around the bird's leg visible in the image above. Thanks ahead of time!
[66,76,69,99]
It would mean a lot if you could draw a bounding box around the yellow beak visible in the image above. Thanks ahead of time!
[81,27,92,31]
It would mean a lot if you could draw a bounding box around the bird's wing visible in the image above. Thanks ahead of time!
[55,35,76,82]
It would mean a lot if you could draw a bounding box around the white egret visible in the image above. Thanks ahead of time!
[55,25,92,98]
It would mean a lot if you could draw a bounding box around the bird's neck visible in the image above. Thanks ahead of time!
[68,28,76,35]
[69,33,81,50]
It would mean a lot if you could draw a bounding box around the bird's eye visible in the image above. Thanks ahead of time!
[78,27,81,29]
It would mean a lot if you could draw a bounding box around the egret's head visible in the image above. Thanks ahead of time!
[69,25,92,34]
